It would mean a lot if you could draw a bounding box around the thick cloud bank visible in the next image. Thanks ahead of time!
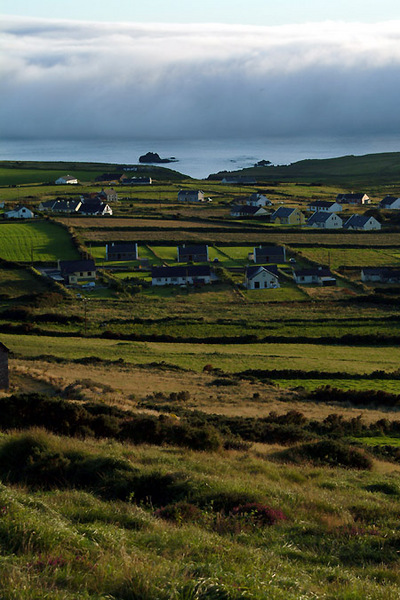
[1,16,400,139]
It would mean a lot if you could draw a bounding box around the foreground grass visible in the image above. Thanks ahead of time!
[0,430,399,599]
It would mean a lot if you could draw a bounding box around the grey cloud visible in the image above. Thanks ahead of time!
[1,16,400,139]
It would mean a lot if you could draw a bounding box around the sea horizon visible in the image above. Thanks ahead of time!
[1,135,399,180]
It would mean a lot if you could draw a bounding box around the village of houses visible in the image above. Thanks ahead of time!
[2,172,400,293]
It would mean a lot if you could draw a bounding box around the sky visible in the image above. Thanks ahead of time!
[1,1,400,141]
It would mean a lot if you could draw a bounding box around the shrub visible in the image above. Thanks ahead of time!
[279,440,373,470]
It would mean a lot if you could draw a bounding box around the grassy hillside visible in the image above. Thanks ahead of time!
[0,160,189,186]
[210,152,400,185]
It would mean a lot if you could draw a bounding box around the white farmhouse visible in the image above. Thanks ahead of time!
[343,215,381,231]
[55,175,78,185]
[244,266,280,290]
[3,206,34,219]
[307,212,343,229]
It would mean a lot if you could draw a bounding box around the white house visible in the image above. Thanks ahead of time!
[3,206,34,219]
[361,267,400,283]
[336,193,370,205]
[246,193,271,207]
[152,265,212,286]
[177,190,204,202]
[307,201,342,213]
[307,212,343,229]
[379,195,400,210]
[55,175,78,185]
[343,215,381,231]
[294,267,336,286]
[230,205,268,218]
[244,266,280,290]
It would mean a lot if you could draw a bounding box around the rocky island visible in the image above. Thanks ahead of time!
[139,152,178,164]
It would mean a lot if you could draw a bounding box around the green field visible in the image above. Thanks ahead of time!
[298,247,400,269]
[5,334,400,375]
[0,221,80,263]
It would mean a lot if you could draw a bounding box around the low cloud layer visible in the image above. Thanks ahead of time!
[1,16,400,140]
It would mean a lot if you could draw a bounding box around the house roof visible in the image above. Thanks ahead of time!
[246,265,279,279]
[254,246,285,258]
[152,265,211,278]
[0,341,9,353]
[308,201,337,208]
[178,244,208,255]
[106,242,137,252]
[40,200,58,209]
[380,195,400,207]
[59,259,96,275]
[307,211,341,224]
[78,201,110,215]
[343,214,374,228]
[178,189,203,196]
[231,205,264,215]
[270,206,297,219]
[294,267,333,278]
[336,193,368,201]
[362,267,400,279]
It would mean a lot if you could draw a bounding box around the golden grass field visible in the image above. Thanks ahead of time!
[5,358,400,426]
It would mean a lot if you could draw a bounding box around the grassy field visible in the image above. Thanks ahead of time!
[0,221,80,263]
[298,247,400,269]
[4,333,400,374]
[0,429,400,599]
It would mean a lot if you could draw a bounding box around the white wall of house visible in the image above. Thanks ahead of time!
[308,213,343,229]
[4,207,33,219]
[152,274,211,286]
[245,270,279,289]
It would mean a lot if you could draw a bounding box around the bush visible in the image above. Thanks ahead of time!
[279,440,373,470]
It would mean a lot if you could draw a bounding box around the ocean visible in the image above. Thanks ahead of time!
[1,136,399,180]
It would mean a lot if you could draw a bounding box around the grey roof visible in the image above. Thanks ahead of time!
[178,189,203,196]
[59,259,96,275]
[294,267,333,278]
[307,212,339,224]
[336,193,367,201]
[152,265,211,278]
[343,215,371,228]
[380,195,400,207]
[362,267,400,279]
[106,242,137,253]
[308,201,337,208]
[246,265,279,279]
[270,206,296,219]
[231,205,264,215]
[178,244,208,256]
[254,246,285,259]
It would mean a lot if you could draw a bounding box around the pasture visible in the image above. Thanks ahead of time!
[4,333,400,375]
[0,221,80,263]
